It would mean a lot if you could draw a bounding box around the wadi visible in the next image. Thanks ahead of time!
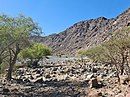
[0,6,130,97]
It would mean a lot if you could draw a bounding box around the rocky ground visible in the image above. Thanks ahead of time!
[0,58,130,97]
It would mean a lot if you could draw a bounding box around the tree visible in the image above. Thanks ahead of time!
[19,43,51,68]
[0,14,42,80]
[78,27,130,82]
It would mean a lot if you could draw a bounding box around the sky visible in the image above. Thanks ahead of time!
[0,0,130,36]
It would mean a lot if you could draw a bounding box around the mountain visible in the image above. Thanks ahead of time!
[31,8,130,55]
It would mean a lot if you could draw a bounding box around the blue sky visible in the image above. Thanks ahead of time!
[0,0,130,35]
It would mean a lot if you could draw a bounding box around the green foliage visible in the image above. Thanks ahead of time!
[78,45,108,63]
[0,14,42,63]
[0,63,8,74]
[0,14,42,79]
[78,27,130,77]
[19,43,51,61]
[78,27,130,63]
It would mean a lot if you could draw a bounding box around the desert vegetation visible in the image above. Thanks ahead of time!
[1,10,130,97]
[78,27,130,83]
[0,15,51,80]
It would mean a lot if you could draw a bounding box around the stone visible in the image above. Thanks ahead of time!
[0,94,3,97]
[88,90,102,97]
[90,78,104,89]
[36,69,41,74]
[92,67,98,73]
[91,78,99,88]
[3,88,10,93]
[31,77,46,83]
[45,74,51,78]
[57,74,68,81]
[86,74,94,80]
[120,75,130,85]
[126,93,130,97]
[53,67,58,71]
[115,93,124,97]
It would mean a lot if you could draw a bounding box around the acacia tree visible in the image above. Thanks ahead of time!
[108,27,130,75]
[0,15,41,80]
[78,27,130,82]
[19,43,51,68]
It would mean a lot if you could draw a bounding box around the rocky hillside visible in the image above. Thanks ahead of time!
[31,8,130,55]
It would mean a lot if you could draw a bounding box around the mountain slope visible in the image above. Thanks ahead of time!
[31,8,130,55]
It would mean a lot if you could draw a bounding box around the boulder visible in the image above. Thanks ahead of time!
[90,78,99,88]
[31,77,46,83]
[3,88,10,93]
[88,90,102,97]
[57,74,68,81]
[90,78,104,89]
[92,67,98,73]
[34,77,43,83]
[86,74,94,80]
[120,75,130,85]
[126,93,130,97]
[0,86,2,93]
[45,74,51,78]
[115,93,124,97]
[52,67,58,71]
[36,69,42,74]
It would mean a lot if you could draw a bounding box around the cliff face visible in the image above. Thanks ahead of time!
[31,8,130,55]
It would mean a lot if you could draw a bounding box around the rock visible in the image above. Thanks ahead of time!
[31,77,46,83]
[57,74,68,81]
[90,78,99,88]
[36,69,42,74]
[81,68,87,73]
[126,93,130,97]
[45,74,51,78]
[23,78,31,83]
[16,78,23,83]
[120,75,130,85]
[88,90,102,97]
[0,94,3,97]
[92,67,98,73]
[115,93,124,97]
[16,68,25,75]
[86,74,94,80]
[53,67,58,71]
[0,86,2,93]
[3,88,10,93]
[11,88,19,93]
[31,8,130,55]
[90,78,104,89]
[33,74,42,79]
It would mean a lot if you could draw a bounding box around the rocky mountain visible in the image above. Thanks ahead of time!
[31,8,130,55]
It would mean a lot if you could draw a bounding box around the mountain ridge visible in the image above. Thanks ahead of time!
[31,8,130,55]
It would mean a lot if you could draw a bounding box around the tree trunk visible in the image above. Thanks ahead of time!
[121,53,125,75]
[81,56,84,66]
[114,63,120,83]
[120,65,124,75]
[7,52,19,81]
[0,58,2,65]
[7,63,13,81]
